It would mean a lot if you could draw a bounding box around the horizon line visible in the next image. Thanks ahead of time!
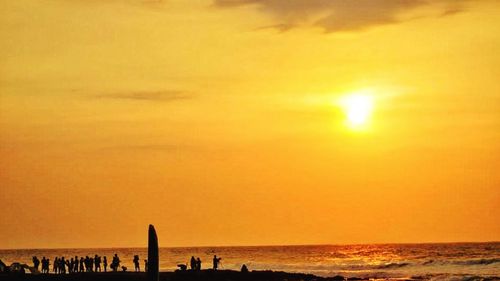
[1,240,498,251]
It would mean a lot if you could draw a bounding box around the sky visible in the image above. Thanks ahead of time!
[0,0,499,249]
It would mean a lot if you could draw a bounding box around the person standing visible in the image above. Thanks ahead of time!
[53,257,58,274]
[190,256,196,270]
[196,257,201,271]
[133,255,140,272]
[212,255,222,271]
[112,254,120,272]
[32,256,40,271]
[60,257,66,274]
[95,255,101,272]
[79,257,85,273]
[74,256,79,273]
[103,256,108,272]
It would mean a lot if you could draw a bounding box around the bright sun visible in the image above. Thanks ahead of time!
[339,90,374,129]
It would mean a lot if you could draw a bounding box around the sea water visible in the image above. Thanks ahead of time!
[1,243,499,280]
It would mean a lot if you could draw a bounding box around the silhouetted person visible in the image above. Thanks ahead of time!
[41,257,49,273]
[74,256,79,273]
[241,264,248,273]
[111,254,120,272]
[60,257,66,274]
[84,256,90,272]
[190,256,196,270]
[32,256,40,271]
[53,257,58,274]
[133,255,140,272]
[103,256,108,272]
[79,257,84,272]
[213,255,221,270]
[196,257,201,270]
[95,255,101,272]
[144,259,148,272]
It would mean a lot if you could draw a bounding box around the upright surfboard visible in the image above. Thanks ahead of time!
[148,224,159,281]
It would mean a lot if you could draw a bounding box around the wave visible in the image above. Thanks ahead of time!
[412,274,500,281]
[455,258,500,266]
[420,258,500,267]
[376,262,410,269]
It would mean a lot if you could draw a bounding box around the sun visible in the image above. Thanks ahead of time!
[338,90,374,129]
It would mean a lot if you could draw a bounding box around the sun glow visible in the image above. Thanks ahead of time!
[339,90,374,129]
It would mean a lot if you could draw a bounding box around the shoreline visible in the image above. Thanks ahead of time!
[0,269,392,281]
[1,269,499,281]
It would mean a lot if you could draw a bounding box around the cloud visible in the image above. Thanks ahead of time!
[95,90,193,102]
[439,7,464,18]
[255,24,294,33]
[214,0,466,33]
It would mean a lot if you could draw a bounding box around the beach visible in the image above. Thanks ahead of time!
[0,269,348,281]
[1,269,500,281]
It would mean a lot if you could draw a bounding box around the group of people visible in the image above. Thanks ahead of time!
[31,254,147,274]
[186,255,222,271]
[32,254,229,274]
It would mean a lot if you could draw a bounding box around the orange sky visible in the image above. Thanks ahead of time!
[0,0,499,249]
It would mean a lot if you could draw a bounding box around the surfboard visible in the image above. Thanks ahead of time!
[148,224,159,281]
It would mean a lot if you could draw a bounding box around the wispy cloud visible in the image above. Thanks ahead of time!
[255,24,294,33]
[95,90,193,102]
[439,7,464,18]
[214,0,467,33]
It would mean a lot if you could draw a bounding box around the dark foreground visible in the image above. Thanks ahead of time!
[0,270,353,281]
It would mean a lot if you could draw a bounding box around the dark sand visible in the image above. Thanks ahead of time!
[0,270,349,281]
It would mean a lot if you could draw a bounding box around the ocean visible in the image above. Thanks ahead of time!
[1,243,499,280]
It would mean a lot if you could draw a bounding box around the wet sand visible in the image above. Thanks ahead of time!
[0,270,348,281]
